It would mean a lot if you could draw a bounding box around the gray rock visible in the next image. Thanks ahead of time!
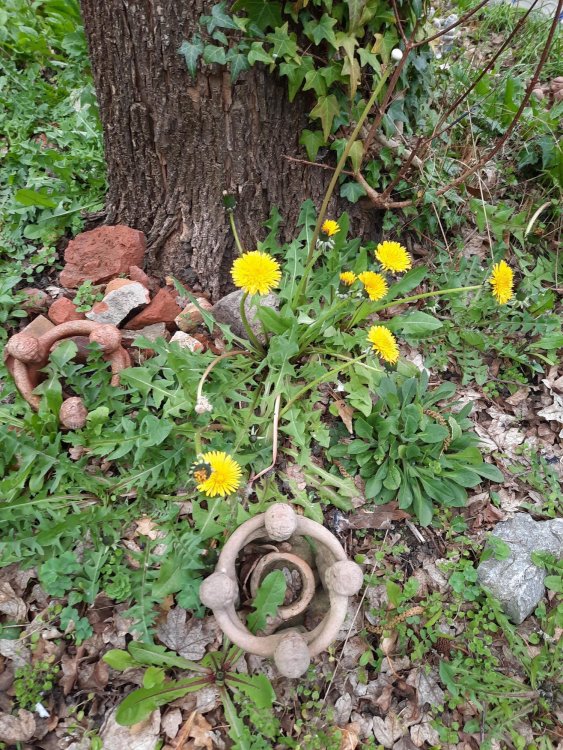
[477,514,563,623]
[211,289,278,342]
[85,281,150,326]
[121,322,169,346]
[169,331,204,352]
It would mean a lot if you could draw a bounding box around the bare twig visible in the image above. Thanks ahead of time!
[248,394,281,486]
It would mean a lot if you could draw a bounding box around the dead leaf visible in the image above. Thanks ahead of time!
[538,393,563,425]
[0,582,27,621]
[372,712,405,748]
[135,516,161,540]
[157,609,215,660]
[78,659,109,691]
[162,708,183,740]
[60,652,80,696]
[334,398,354,434]
[0,638,30,668]
[100,708,160,750]
[410,720,440,747]
[0,709,36,743]
[339,722,360,750]
[187,712,214,749]
[347,503,409,529]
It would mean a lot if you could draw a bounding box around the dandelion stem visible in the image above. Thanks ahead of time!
[196,350,250,402]
[239,292,266,356]
[229,212,245,255]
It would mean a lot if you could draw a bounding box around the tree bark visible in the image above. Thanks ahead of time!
[80,0,381,299]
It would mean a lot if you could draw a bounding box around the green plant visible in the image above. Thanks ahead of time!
[14,657,60,711]
[328,370,503,524]
[105,571,286,744]
[73,281,104,312]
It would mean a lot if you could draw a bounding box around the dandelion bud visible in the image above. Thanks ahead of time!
[195,395,213,414]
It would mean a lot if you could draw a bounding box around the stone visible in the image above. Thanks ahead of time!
[211,289,278,341]
[21,314,55,338]
[47,297,85,325]
[126,287,182,329]
[129,265,152,288]
[477,513,563,624]
[175,297,213,332]
[121,323,170,347]
[104,278,136,295]
[20,288,50,314]
[169,331,204,352]
[60,225,146,288]
[86,282,150,327]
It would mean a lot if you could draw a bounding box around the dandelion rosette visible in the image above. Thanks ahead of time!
[368,325,400,364]
[231,251,281,296]
[358,271,388,301]
[489,260,514,304]
[339,271,357,286]
[375,241,412,273]
[195,451,242,497]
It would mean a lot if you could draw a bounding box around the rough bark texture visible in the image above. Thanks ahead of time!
[80,0,381,299]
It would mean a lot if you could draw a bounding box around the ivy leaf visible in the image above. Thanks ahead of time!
[267,23,298,60]
[299,129,325,161]
[203,44,227,65]
[179,36,204,77]
[303,68,328,96]
[232,0,282,31]
[340,180,366,203]
[210,2,241,30]
[246,570,286,633]
[348,140,363,172]
[229,52,250,82]
[280,56,313,100]
[303,13,338,46]
[310,94,340,140]
[247,41,275,65]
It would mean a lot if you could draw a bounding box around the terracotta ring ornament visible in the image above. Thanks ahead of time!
[6,321,131,429]
[200,503,364,678]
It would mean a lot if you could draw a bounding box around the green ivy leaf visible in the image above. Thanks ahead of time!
[303,13,338,46]
[179,36,204,77]
[232,0,282,30]
[210,2,241,31]
[247,41,275,65]
[303,68,328,97]
[203,44,227,65]
[267,23,298,60]
[230,52,250,82]
[279,56,313,100]
[340,180,366,202]
[310,94,340,140]
[299,129,325,161]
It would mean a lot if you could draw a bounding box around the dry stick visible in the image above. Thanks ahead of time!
[379,0,542,202]
[248,394,281,486]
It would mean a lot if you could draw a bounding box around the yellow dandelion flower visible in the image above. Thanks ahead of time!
[195,451,242,498]
[231,251,281,296]
[367,325,400,364]
[375,241,412,273]
[489,260,514,305]
[321,219,340,237]
[340,271,357,286]
[358,271,389,301]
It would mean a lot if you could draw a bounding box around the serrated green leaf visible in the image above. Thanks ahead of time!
[246,570,286,633]
[14,188,58,208]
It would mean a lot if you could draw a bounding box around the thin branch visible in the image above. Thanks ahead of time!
[413,0,491,48]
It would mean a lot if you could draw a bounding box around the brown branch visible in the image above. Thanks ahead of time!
[283,154,355,177]
[391,0,408,46]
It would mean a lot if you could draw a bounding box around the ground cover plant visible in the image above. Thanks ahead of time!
[0,0,561,748]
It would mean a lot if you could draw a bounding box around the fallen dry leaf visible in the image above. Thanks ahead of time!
[135,516,161,540]
[372,712,405,748]
[162,707,183,740]
[185,711,214,749]
[100,707,160,750]
[339,722,360,750]
[333,398,354,434]
[157,609,215,660]
[347,503,409,529]
[0,582,27,621]
[0,709,36,743]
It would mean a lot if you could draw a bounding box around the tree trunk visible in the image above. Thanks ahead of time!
[80,0,381,299]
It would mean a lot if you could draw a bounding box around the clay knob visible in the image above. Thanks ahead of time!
[89,324,122,353]
[273,632,311,678]
[6,334,43,364]
[200,572,237,610]
[59,397,88,430]
[264,503,297,542]
[325,560,364,596]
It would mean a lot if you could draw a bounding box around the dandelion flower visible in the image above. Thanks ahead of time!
[194,451,242,497]
[368,325,400,364]
[358,271,388,301]
[321,219,340,237]
[375,241,412,273]
[231,251,281,296]
[489,260,514,305]
[340,271,357,286]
